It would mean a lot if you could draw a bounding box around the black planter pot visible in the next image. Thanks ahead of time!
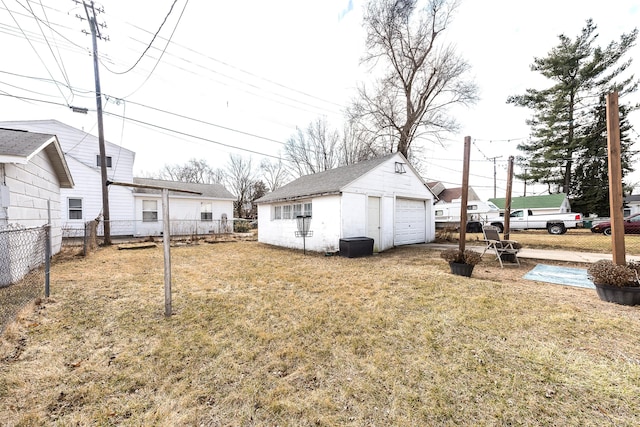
[594,283,640,306]
[449,262,474,277]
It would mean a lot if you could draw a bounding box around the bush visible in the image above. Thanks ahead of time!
[234,221,251,233]
[440,248,482,266]
[588,260,640,287]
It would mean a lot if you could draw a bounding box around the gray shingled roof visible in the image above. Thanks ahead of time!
[255,153,398,204]
[0,128,55,158]
[132,177,235,199]
[0,128,74,188]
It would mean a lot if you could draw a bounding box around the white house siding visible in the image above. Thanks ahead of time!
[3,151,64,253]
[0,121,136,236]
[133,195,233,237]
[60,156,133,236]
[258,195,342,252]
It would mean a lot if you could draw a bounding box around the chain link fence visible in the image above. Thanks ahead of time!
[0,224,49,333]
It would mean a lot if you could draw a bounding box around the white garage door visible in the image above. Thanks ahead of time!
[395,198,426,245]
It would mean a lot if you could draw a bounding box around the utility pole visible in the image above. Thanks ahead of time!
[504,156,514,240]
[490,156,502,199]
[80,1,111,245]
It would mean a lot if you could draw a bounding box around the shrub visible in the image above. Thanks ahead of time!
[588,260,640,287]
[440,248,482,266]
[234,221,251,233]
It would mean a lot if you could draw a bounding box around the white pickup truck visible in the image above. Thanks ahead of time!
[490,209,583,235]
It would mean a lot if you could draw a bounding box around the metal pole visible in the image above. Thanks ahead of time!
[303,217,306,255]
[45,200,51,298]
[162,189,172,317]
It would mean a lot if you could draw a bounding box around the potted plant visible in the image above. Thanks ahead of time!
[440,248,482,277]
[587,260,640,306]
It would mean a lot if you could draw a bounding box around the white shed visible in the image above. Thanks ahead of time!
[255,153,435,253]
[0,128,74,254]
[131,178,235,237]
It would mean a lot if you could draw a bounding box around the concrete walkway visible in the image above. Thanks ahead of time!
[423,243,640,264]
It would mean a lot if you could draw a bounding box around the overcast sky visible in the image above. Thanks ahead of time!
[1,0,639,201]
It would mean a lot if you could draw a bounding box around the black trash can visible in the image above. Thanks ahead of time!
[339,237,374,258]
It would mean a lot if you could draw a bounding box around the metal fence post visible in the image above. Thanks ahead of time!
[45,201,51,297]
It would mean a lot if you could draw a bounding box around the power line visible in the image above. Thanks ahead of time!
[1,0,71,104]
[0,74,291,146]
[22,0,74,102]
[108,0,179,75]
[120,0,189,99]
[100,110,285,160]
[108,11,344,110]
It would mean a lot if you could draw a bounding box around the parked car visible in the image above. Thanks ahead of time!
[490,209,583,235]
[591,213,640,235]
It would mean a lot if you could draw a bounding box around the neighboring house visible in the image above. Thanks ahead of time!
[428,182,481,203]
[255,153,435,253]
[489,193,572,215]
[131,178,235,237]
[0,120,136,236]
[624,195,640,216]
[0,128,74,254]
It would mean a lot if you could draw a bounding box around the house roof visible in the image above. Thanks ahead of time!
[0,119,135,157]
[132,177,235,199]
[0,128,74,188]
[489,193,567,210]
[625,195,640,203]
[255,153,415,204]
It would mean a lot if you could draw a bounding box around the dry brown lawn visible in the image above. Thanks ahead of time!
[444,227,640,254]
[2,241,640,426]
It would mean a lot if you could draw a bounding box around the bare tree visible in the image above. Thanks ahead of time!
[225,154,256,218]
[352,0,478,159]
[157,158,225,184]
[341,118,380,165]
[260,158,290,192]
[284,117,341,177]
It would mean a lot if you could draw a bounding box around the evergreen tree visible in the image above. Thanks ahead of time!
[508,20,638,211]
[570,98,636,216]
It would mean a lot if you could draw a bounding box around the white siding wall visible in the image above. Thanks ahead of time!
[343,154,435,248]
[133,195,233,236]
[0,121,137,235]
[3,151,64,253]
[257,154,436,254]
[258,195,341,252]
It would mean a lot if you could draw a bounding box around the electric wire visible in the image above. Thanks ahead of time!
[22,0,74,102]
[108,11,344,110]
[108,0,179,75]
[120,0,189,99]
[1,0,70,104]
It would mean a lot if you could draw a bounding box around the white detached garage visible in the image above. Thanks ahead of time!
[255,153,435,253]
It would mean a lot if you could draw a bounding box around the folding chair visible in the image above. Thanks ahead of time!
[482,225,520,267]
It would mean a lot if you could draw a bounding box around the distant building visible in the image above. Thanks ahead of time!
[489,193,571,215]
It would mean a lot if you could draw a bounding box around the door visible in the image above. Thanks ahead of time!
[367,196,381,251]
[395,198,426,245]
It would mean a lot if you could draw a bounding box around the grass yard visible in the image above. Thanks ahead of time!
[444,227,640,254]
[2,241,640,426]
